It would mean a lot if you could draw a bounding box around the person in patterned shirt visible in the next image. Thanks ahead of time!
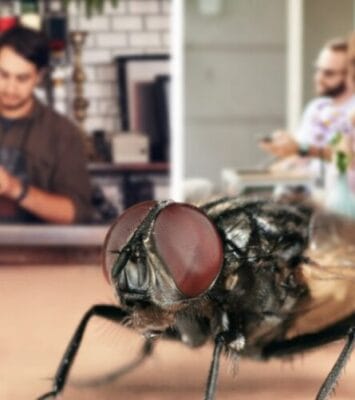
[260,38,355,181]
[260,39,355,189]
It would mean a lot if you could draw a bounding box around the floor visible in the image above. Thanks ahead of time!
[0,264,354,400]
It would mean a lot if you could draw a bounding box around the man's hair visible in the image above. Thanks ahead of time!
[324,38,348,53]
[0,26,49,70]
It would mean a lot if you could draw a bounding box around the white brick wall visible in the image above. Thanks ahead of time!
[82,49,112,64]
[128,1,160,14]
[79,16,111,31]
[84,82,116,98]
[112,16,143,31]
[60,0,171,135]
[162,32,171,48]
[145,16,171,31]
[129,32,161,47]
[95,65,117,82]
[96,32,128,48]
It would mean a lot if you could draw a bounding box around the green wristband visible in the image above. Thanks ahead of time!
[298,142,310,157]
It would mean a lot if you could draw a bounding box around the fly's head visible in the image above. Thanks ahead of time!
[102,200,224,334]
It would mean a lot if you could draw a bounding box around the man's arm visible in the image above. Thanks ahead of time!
[259,131,332,160]
[259,99,334,160]
[0,166,75,224]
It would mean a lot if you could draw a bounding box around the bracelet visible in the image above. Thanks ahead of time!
[15,179,29,203]
[298,142,310,157]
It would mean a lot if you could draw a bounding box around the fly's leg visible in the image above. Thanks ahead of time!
[73,339,154,388]
[263,314,355,358]
[37,304,129,400]
[204,333,225,400]
[316,327,355,400]
[262,318,355,400]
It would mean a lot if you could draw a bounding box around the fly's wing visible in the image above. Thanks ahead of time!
[288,210,355,338]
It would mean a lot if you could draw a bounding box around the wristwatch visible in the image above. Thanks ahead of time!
[15,178,29,203]
[298,142,310,157]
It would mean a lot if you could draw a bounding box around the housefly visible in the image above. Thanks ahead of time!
[38,197,355,400]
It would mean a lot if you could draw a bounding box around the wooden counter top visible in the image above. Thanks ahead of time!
[0,225,109,264]
[0,264,354,400]
[0,224,109,247]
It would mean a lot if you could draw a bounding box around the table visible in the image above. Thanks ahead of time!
[0,264,354,400]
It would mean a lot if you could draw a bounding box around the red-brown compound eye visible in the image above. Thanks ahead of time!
[153,203,223,298]
[102,200,157,282]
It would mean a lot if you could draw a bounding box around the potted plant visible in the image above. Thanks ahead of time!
[326,132,355,217]
[63,0,121,17]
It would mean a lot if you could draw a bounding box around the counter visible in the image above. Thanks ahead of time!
[0,162,170,264]
[0,224,109,264]
[1,263,354,400]
[0,224,108,246]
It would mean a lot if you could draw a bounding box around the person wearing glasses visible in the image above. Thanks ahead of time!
[260,38,354,172]
[0,26,92,223]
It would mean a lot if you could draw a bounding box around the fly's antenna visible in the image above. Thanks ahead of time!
[111,246,132,280]
[110,200,171,281]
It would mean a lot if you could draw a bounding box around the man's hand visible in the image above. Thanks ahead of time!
[259,130,299,158]
[0,166,75,223]
[0,166,22,200]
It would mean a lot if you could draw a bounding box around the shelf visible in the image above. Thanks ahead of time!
[88,162,170,175]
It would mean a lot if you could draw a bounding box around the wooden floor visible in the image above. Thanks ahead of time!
[0,264,354,400]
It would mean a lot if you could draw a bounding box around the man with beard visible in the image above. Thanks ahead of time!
[260,38,354,173]
[0,26,92,223]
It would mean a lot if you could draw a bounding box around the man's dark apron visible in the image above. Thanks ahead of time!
[0,117,33,222]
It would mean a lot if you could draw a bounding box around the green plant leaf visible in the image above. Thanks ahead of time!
[329,131,342,147]
[336,150,349,174]
[95,0,105,14]
[63,0,121,17]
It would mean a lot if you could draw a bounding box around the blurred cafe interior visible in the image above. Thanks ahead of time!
[184,0,355,219]
[2,2,355,400]
[0,0,171,264]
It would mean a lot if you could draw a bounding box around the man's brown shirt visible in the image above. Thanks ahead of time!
[0,97,92,223]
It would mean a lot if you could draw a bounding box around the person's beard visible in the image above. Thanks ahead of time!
[0,93,33,113]
[319,81,347,98]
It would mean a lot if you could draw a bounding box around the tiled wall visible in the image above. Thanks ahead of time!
[59,0,171,135]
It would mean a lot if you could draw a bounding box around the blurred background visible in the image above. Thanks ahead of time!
[1,1,355,399]
[1,0,171,220]
[183,0,355,203]
[0,0,171,263]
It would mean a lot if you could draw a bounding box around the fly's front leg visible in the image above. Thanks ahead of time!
[316,327,355,400]
[73,339,154,388]
[37,304,128,400]
[204,333,225,400]
[204,324,246,400]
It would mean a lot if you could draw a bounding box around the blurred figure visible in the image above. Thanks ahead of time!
[260,38,354,173]
[0,26,92,223]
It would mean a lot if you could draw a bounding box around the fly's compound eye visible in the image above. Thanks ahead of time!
[102,200,157,282]
[153,203,223,298]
